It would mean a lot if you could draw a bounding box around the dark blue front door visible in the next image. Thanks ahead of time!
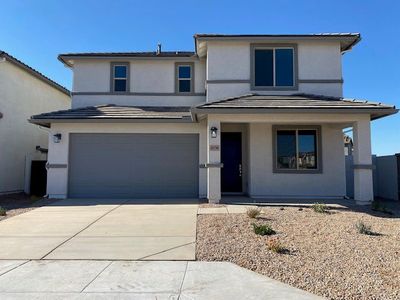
[221,132,242,193]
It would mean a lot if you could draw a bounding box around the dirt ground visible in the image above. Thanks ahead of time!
[197,203,400,300]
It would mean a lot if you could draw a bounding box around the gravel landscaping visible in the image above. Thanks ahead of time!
[0,193,57,221]
[197,203,400,300]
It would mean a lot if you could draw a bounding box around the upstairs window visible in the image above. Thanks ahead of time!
[273,126,321,173]
[176,63,194,93]
[251,45,296,89]
[111,63,129,92]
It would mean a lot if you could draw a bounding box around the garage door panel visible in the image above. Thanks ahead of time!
[68,133,199,199]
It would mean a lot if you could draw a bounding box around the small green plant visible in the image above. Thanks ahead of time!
[246,207,261,219]
[0,206,6,216]
[371,201,393,215]
[252,223,275,236]
[266,238,285,253]
[312,203,329,214]
[355,220,373,235]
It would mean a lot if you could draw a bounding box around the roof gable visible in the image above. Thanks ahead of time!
[0,51,70,96]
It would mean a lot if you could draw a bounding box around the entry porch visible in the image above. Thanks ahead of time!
[203,113,374,205]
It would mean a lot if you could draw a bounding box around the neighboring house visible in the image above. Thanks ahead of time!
[0,51,70,194]
[30,33,398,204]
[344,134,353,156]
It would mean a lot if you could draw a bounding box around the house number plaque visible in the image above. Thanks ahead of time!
[209,145,220,151]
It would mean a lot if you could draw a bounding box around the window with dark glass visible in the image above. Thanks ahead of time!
[276,129,318,171]
[178,65,192,93]
[276,130,297,169]
[112,64,128,92]
[254,48,294,87]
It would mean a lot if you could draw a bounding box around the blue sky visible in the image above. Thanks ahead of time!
[1,0,399,155]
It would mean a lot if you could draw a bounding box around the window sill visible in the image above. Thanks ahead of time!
[251,85,298,91]
[176,92,196,95]
[111,91,130,94]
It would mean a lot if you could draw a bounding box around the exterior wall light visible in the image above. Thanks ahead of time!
[210,126,218,138]
[53,133,62,143]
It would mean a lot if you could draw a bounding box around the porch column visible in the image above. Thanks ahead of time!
[207,118,221,203]
[353,119,374,205]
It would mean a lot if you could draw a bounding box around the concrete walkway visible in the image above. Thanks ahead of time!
[0,260,322,299]
[0,199,198,260]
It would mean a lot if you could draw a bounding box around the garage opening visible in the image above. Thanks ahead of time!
[68,133,199,199]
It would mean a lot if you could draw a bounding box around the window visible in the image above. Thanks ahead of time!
[176,63,194,93]
[273,127,321,173]
[251,45,296,89]
[111,63,129,92]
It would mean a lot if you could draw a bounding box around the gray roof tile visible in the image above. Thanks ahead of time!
[195,94,396,109]
[30,105,192,127]
[30,94,398,127]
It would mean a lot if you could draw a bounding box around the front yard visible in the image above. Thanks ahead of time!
[197,203,400,300]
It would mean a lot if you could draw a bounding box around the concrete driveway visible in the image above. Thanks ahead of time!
[0,260,321,299]
[0,199,198,260]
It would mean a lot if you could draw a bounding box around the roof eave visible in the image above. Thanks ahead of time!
[58,54,199,67]
[29,117,195,127]
[191,107,398,119]
[58,55,73,68]
[342,34,362,52]
[194,34,361,52]
[1,52,71,96]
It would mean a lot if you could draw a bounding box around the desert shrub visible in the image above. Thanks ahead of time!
[371,201,393,215]
[312,203,329,213]
[267,238,285,253]
[0,207,6,216]
[355,220,373,235]
[246,207,261,219]
[252,223,275,236]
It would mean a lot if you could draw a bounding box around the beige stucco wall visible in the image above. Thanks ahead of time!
[248,123,346,198]
[206,40,343,101]
[70,39,344,108]
[71,59,206,108]
[0,60,70,193]
[47,114,354,200]
[72,94,205,108]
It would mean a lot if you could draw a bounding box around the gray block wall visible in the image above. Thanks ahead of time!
[346,154,399,201]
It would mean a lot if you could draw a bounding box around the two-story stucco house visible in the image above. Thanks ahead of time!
[0,51,70,195]
[30,33,398,204]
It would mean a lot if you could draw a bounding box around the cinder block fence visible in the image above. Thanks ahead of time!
[346,154,400,201]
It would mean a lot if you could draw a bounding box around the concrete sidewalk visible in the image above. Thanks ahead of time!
[0,199,198,260]
[0,260,322,299]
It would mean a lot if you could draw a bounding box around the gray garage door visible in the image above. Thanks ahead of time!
[68,133,199,199]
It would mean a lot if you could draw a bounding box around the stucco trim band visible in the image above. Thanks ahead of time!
[206,79,343,84]
[46,163,67,169]
[199,163,224,168]
[298,79,344,83]
[353,164,375,170]
[71,92,206,96]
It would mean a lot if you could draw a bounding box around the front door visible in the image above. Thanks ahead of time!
[221,132,242,193]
